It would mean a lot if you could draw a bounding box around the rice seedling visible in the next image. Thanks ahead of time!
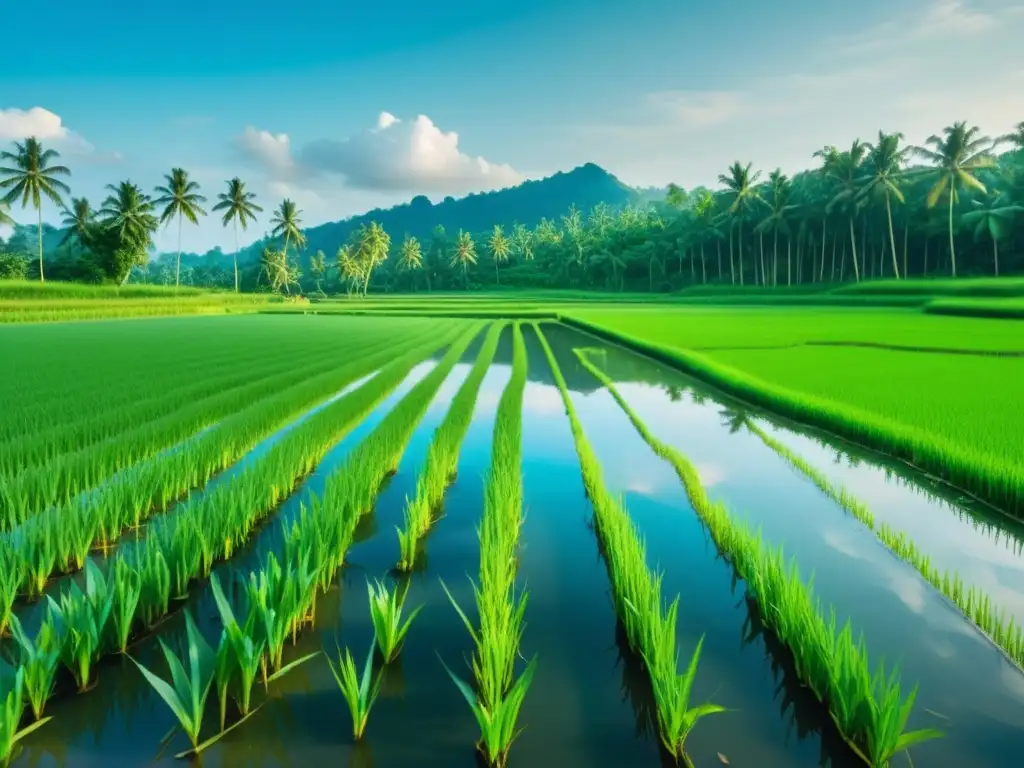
[534,326,723,764]
[47,560,113,691]
[561,312,1024,516]
[367,579,423,663]
[5,614,62,721]
[325,640,382,741]
[128,610,214,755]
[0,665,52,766]
[741,417,1024,673]
[571,345,943,766]
[396,321,505,571]
[439,323,537,767]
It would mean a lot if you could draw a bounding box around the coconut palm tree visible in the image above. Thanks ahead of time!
[211,178,263,292]
[960,193,1024,276]
[858,131,912,279]
[259,247,296,294]
[511,222,534,262]
[98,181,159,284]
[309,249,326,293]
[755,169,796,286]
[59,197,93,259]
[356,221,389,296]
[270,199,305,261]
[821,140,869,282]
[154,169,207,289]
[451,229,477,288]
[717,161,764,284]
[398,235,423,289]
[914,121,996,277]
[0,138,71,282]
[487,224,511,285]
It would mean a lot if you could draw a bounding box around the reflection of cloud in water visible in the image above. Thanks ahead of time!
[892,569,926,614]
[522,384,565,416]
[823,528,872,563]
[695,463,725,487]
[473,389,501,415]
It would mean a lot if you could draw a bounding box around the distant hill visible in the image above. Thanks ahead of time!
[172,162,644,268]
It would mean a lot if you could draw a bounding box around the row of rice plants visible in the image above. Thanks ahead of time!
[0,341,336,475]
[561,316,1024,516]
[440,323,536,768]
[395,321,507,571]
[0,330,416,528]
[0,324,472,734]
[0,324,447,618]
[534,326,721,765]
[573,350,942,767]
[112,325,484,758]
[742,418,1024,672]
[0,298,268,324]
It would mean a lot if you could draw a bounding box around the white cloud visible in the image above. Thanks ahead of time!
[236,111,523,196]
[0,106,122,165]
[645,91,748,129]
[835,0,1000,54]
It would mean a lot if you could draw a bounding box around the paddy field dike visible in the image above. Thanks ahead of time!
[2,292,1024,768]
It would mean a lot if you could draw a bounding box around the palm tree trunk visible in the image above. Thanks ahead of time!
[494,258,499,285]
[716,239,722,280]
[176,213,183,289]
[758,231,765,286]
[993,237,1000,277]
[773,229,779,288]
[848,216,861,281]
[830,233,837,281]
[947,190,957,277]
[232,219,240,292]
[738,224,744,286]
[728,226,735,284]
[700,243,706,284]
[689,248,695,283]
[902,222,909,278]
[787,236,792,286]
[924,236,930,275]
[37,207,45,283]
[819,219,827,282]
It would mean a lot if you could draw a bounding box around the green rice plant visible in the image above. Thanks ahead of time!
[109,558,143,653]
[442,655,538,768]
[5,614,62,721]
[534,326,722,763]
[570,343,942,766]
[129,610,214,754]
[0,665,52,766]
[325,640,382,741]
[396,321,505,571]
[367,579,423,663]
[47,560,113,691]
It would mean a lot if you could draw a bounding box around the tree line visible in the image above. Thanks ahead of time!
[1,119,1022,291]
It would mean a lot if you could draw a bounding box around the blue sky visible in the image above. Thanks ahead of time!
[2,0,1022,254]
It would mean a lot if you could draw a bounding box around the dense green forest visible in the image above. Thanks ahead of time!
[2,121,1022,293]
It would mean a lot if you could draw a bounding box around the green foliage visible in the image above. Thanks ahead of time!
[0,252,28,281]
[325,640,382,740]
[366,579,423,663]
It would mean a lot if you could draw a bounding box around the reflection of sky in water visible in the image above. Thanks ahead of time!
[759,421,1024,628]
[592,372,1024,760]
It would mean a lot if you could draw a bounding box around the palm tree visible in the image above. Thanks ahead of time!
[511,222,534,262]
[717,161,764,284]
[153,168,207,288]
[451,229,477,287]
[211,178,263,292]
[960,193,1024,276]
[914,121,996,277]
[336,244,361,295]
[755,170,796,285]
[487,224,511,285]
[859,131,912,279]
[356,221,389,295]
[997,121,1024,152]
[0,138,71,282]
[309,249,326,293]
[665,183,688,210]
[98,181,159,284]
[398,235,423,289]
[59,197,93,259]
[821,140,868,282]
[259,247,296,294]
[270,199,305,262]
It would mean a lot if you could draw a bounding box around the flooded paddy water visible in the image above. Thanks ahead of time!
[14,323,1024,767]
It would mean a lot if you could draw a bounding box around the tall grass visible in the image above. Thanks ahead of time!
[534,326,723,763]
[441,323,536,768]
[741,417,1024,673]
[573,349,942,767]
[396,321,506,570]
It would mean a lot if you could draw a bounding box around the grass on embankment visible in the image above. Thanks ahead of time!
[923,297,1024,319]
[396,321,506,570]
[561,312,1024,517]
[571,347,941,767]
[535,326,724,764]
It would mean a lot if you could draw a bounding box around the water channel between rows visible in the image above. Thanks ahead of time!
[15,323,1024,767]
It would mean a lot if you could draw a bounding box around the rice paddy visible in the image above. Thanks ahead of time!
[2,309,1023,767]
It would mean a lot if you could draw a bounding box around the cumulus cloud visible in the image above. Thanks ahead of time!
[0,106,123,164]
[236,112,522,195]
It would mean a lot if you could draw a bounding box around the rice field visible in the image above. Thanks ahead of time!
[2,311,1024,767]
